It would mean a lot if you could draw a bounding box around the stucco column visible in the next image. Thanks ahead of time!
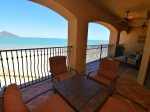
[68,18,88,73]
[116,31,121,45]
[108,30,119,57]
[114,31,121,57]
[138,19,150,85]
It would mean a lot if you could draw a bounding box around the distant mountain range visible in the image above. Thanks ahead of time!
[0,31,20,37]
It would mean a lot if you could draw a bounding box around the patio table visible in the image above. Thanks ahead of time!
[53,74,112,112]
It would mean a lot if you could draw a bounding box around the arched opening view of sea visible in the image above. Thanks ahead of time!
[0,37,109,50]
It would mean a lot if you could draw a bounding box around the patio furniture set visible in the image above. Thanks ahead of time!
[1,56,143,112]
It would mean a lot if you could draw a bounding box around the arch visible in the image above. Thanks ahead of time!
[31,0,75,20]
[86,22,110,63]
[30,0,81,71]
[87,22,110,41]
[97,21,118,57]
[98,21,118,34]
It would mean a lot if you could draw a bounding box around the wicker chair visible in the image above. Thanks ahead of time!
[49,56,78,82]
[2,84,72,112]
[88,58,120,86]
[99,96,135,112]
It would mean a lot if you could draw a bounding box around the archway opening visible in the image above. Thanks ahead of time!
[86,22,110,63]
[0,0,75,88]
[0,0,70,50]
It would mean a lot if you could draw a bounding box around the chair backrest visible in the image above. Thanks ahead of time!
[49,56,67,75]
[3,84,29,112]
[98,58,120,80]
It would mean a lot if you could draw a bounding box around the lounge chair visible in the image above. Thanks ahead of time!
[125,52,142,68]
[2,84,72,112]
[49,56,78,82]
[88,58,120,86]
[99,96,134,112]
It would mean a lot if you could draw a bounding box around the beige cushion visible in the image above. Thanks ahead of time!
[32,94,73,112]
[58,72,75,81]
[91,75,112,85]
[3,84,29,112]
[99,97,133,112]
[51,64,67,75]
[98,58,120,80]
[49,56,67,75]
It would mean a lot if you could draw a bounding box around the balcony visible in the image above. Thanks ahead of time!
[0,45,150,111]
[0,45,111,88]
[21,62,150,111]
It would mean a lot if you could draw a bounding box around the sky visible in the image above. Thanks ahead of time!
[0,0,110,40]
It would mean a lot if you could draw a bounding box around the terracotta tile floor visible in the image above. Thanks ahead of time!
[21,61,150,111]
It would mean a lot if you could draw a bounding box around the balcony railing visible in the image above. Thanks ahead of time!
[86,44,113,63]
[0,44,113,89]
[0,46,72,89]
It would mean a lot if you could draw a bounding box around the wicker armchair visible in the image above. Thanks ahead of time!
[88,58,120,86]
[49,56,78,82]
[2,84,72,112]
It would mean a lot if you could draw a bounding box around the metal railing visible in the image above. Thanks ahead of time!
[86,44,113,64]
[0,44,113,89]
[0,46,72,89]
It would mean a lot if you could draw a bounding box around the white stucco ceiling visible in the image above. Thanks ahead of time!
[90,0,150,27]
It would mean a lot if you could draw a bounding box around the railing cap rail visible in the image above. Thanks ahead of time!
[0,46,72,52]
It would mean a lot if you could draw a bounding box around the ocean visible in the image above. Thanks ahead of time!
[0,37,108,50]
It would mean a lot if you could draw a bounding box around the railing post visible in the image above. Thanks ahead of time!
[0,51,6,87]
[100,44,103,60]
[0,80,3,112]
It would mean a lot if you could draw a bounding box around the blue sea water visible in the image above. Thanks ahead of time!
[0,37,108,50]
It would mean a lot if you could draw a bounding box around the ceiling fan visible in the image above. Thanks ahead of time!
[115,10,145,23]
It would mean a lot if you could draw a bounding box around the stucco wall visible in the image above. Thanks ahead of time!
[138,20,150,85]
[120,28,147,54]
[31,0,126,72]
[23,0,150,82]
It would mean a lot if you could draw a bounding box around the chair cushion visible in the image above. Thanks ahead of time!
[98,59,120,80]
[49,56,67,75]
[91,75,112,85]
[32,94,73,112]
[3,84,29,112]
[52,64,67,75]
[58,72,75,81]
[126,58,136,65]
[99,97,133,112]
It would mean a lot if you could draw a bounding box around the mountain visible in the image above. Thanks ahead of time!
[0,31,20,37]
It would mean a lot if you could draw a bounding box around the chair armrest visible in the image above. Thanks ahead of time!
[25,88,56,104]
[0,87,6,112]
[52,75,60,83]
[114,75,120,81]
[0,91,3,99]
[67,67,80,74]
[49,70,54,77]
[110,75,120,88]
[48,71,61,83]
[0,86,6,99]
[113,92,148,111]
[87,70,97,77]
[67,67,88,78]
[0,98,3,112]
[126,56,137,60]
